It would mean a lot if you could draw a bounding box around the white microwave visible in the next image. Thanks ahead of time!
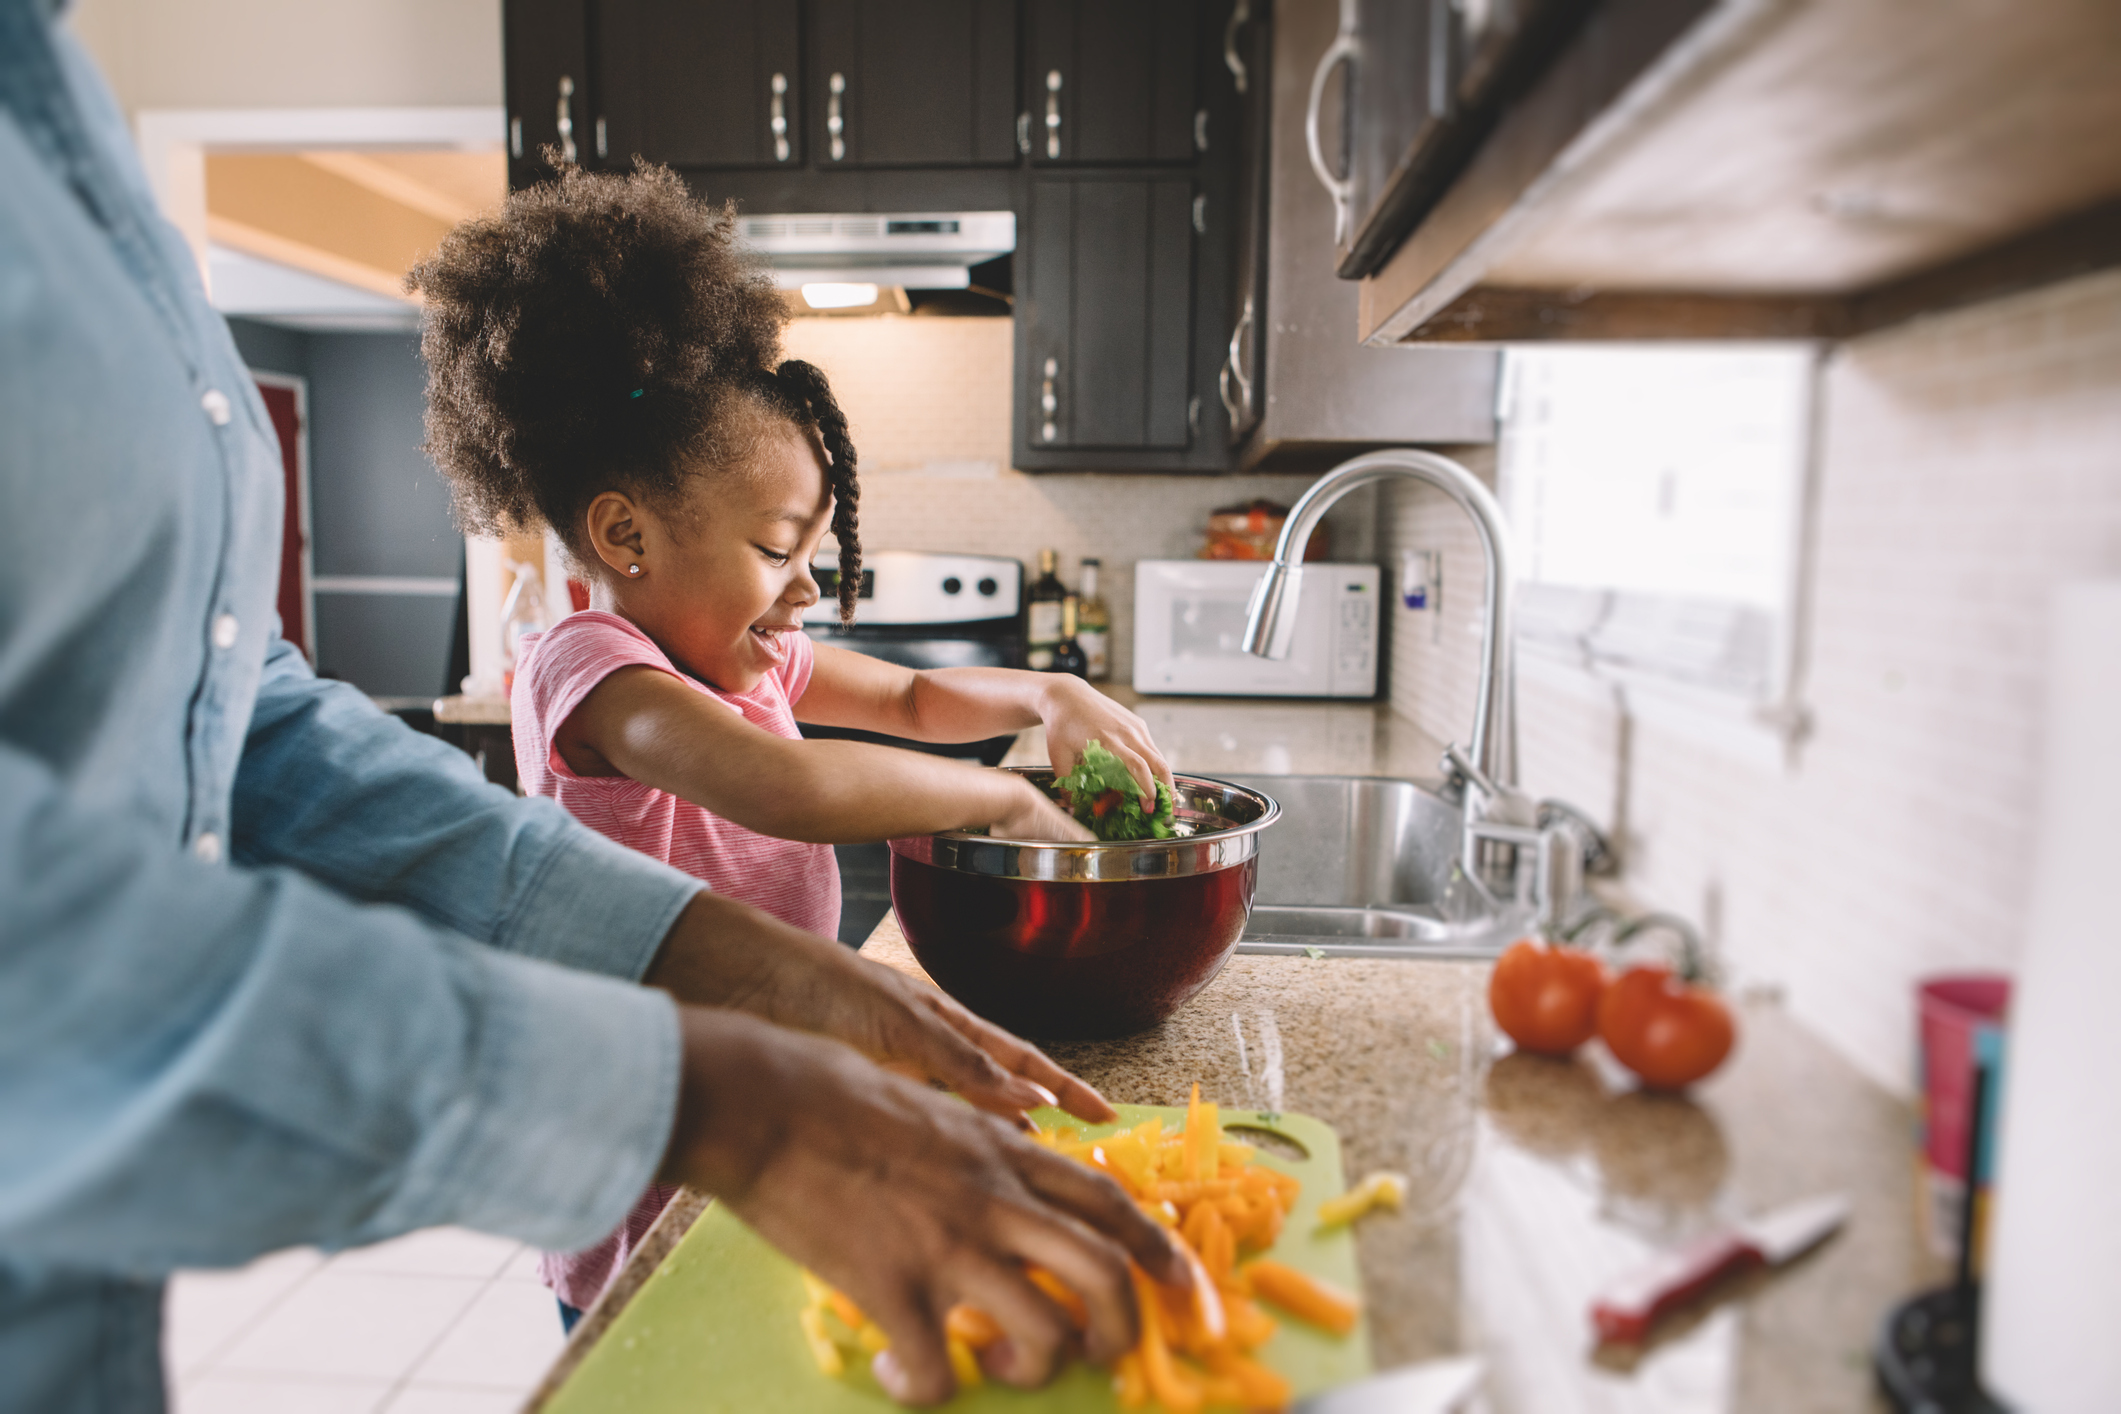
[1133,560,1379,698]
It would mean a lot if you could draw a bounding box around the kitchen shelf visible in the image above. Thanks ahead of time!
[1356,0,2121,345]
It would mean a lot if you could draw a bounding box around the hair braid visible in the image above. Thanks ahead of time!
[770,360,862,624]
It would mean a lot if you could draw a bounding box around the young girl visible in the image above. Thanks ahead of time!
[408,165,1174,1323]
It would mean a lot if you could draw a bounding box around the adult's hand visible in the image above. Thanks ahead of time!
[663,1008,1190,1404]
[643,891,1117,1124]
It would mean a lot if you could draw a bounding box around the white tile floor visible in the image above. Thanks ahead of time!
[165,1229,565,1414]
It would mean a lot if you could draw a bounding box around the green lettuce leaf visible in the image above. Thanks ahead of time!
[1050,740,1176,841]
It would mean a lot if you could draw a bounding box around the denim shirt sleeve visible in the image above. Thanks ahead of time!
[0,730,684,1270]
[236,638,703,979]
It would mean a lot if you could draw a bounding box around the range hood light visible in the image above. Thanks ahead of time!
[801,282,882,310]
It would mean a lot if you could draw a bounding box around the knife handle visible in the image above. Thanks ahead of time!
[1590,1233,1765,1344]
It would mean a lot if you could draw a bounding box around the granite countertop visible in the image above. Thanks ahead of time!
[531,693,1940,1411]
[535,909,1937,1414]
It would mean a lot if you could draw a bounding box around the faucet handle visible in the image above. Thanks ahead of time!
[1442,743,1536,826]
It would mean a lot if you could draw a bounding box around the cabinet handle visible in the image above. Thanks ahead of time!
[770,72,790,162]
[1218,293,1255,425]
[1195,108,1209,152]
[1224,0,1251,94]
[596,115,608,159]
[509,116,523,158]
[556,75,578,165]
[1193,193,1207,234]
[1044,69,1062,160]
[1017,111,1031,155]
[828,72,846,161]
[1304,0,1359,245]
[1040,356,1059,443]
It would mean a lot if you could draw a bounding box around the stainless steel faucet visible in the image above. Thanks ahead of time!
[1240,449,1609,928]
[1241,447,1519,788]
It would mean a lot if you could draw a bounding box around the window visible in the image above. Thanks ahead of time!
[1497,344,1818,714]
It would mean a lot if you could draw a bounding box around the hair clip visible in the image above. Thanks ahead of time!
[629,388,645,399]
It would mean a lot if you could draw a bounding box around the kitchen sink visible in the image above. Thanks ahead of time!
[1224,774,1529,958]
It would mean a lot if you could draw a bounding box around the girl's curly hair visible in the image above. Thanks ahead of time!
[408,163,862,622]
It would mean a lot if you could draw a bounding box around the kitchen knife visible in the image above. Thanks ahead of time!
[1293,1356,1484,1413]
[1591,1192,1850,1344]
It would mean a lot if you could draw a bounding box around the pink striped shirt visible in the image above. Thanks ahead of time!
[510,609,838,1311]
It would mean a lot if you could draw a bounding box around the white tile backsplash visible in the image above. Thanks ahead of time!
[1381,269,2121,1091]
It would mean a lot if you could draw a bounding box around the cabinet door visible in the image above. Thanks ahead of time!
[809,0,1018,168]
[503,0,588,189]
[1027,0,1199,165]
[1019,174,1196,452]
[596,0,801,170]
[1342,0,1455,266]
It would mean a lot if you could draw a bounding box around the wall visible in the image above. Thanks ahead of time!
[1381,269,2121,1091]
[65,0,502,116]
[227,319,462,699]
[780,315,1379,682]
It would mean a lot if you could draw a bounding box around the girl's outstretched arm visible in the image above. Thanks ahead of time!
[796,643,1173,809]
[557,665,1089,844]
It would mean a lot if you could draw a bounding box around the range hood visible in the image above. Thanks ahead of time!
[739,211,1014,290]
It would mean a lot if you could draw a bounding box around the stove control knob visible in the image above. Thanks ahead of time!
[977,577,998,596]
[942,576,962,595]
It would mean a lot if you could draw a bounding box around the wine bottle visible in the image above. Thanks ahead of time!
[1075,557,1111,681]
[1052,596,1089,678]
[1026,547,1066,670]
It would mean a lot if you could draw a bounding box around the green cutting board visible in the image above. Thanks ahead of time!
[546,1106,1372,1412]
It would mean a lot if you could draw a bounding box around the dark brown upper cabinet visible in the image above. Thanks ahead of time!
[503,0,589,188]
[807,0,1020,168]
[1027,0,1200,166]
[595,0,803,170]
[1017,172,1198,454]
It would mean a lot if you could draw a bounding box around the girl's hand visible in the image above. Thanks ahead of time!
[1038,678,1173,811]
[988,780,1095,842]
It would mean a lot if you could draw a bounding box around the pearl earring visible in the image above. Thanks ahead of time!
[627,564,641,576]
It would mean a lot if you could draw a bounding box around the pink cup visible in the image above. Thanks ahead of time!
[1916,974,2011,1263]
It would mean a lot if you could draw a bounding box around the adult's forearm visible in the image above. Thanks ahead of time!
[236,641,696,978]
[0,743,679,1270]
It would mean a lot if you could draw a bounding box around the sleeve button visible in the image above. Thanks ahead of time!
[212,614,240,650]
[192,832,223,864]
[201,389,232,426]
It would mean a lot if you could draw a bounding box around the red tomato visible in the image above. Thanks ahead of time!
[1598,965,1736,1089]
[1489,939,1608,1056]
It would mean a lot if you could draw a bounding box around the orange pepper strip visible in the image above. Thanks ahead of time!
[1184,1084,1204,1181]
[1200,1205,1236,1286]
[1223,1351,1294,1408]
[1246,1260,1361,1337]
[1114,1350,1148,1409]
[1224,1294,1278,1347]
[946,1336,984,1390]
[1174,1232,1227,1344]
[1132,1268,1204,1414]
[945,1304,1005,1350]
[825,1289,867,1332]
[1027,1267,1089,1330]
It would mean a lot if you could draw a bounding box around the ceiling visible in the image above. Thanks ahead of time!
[204,149,505,331]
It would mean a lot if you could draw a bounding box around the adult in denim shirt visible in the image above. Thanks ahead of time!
[0,5,1183,1409]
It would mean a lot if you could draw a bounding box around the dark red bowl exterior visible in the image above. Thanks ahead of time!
[890,853,1257,1039]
